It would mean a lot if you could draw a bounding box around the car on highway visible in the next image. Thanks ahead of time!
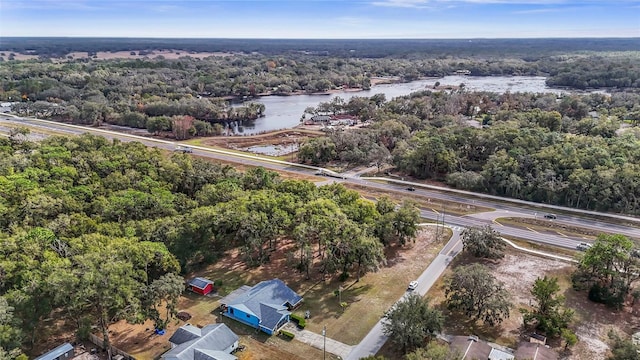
[406,187,416,191]
[174,145,193,153]
[576,242,592,251]
[543,213,557,219]
[408,280,419,291]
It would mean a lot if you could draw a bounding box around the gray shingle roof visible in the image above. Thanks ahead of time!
[449,336,492,360]
[189,277,214,290]
[169,324,202,345]
[259,303,289,330]
[194,349,237,360]
[220,279,303,331]
[35,343,74,360]
[219,285,252,305]
[162,323,239,360]
[514,342,558,360]
[489,348,515,360]
[311,115,331,121]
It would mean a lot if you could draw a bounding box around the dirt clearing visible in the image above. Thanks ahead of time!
[424,249,635,359]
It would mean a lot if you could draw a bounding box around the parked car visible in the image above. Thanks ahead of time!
[576,242,592,251]
[543,214,557,219]
[408,280,419,290]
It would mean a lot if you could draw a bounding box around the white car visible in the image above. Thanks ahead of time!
[408,280,419,291]
[576,242,592,251]
[174,145,193,153]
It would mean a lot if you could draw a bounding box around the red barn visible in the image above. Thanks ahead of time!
[188,277,214,296]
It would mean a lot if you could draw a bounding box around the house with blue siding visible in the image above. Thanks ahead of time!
[219,279,303,335]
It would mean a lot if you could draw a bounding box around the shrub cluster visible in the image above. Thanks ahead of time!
[290,314,306,329]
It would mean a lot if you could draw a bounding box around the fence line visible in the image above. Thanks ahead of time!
[87,334,135,360]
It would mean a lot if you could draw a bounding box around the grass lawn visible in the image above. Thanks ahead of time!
[504,237,581,259]
[344,183,493,216]
[220,317,340,360]
[192,154,322,182]
[495,217,602,240]
[199,227,446,345]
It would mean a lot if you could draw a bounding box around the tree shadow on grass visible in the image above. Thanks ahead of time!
[439,308,507,343]
[219,316,272,343]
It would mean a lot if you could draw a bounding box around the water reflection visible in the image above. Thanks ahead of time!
[231,76,598,135]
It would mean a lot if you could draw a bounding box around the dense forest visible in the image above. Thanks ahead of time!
[300,90,640,214]
[0,134,417,357]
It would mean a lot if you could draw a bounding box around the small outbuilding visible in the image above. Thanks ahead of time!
[34,343,74,360]
[188,277,215,296]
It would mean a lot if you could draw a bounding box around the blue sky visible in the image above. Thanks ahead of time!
[1,0,639,38]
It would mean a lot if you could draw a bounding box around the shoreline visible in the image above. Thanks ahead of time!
[229,77,405,102]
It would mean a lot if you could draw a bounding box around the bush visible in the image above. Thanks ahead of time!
[280,330,295,340]
[588,283,626,309]
[290,313,306,329]
[339,272,350,282]
[76,317,92,341]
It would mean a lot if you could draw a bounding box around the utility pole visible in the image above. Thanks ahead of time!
[322,325,326,360]
[435,210,440,240]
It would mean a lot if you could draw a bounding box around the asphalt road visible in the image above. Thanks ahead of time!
[346,227,463,360]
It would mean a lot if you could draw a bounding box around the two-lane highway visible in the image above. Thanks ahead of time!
[3,114,639,247]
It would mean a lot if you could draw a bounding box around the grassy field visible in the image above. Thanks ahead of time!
[504,237,582,259]
[496,217,602,240]
[113,227,447,359]
[344,183,493,216]
[198,227,445,346]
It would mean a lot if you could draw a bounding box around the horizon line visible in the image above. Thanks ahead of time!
[2,36,639,40]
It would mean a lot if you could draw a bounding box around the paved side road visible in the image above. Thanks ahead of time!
[282,323,353,359]
[345,229,463,360]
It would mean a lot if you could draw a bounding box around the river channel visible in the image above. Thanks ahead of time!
[232,75,586,135]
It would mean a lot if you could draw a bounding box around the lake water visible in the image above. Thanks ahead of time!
[231,76,576,135]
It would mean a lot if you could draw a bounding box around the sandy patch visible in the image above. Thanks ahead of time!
[0,52,39,60]
[68,50,237,60]
[491,253,570,306]
[572,323,610,360]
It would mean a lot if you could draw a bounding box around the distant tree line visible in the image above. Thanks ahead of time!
[2,37,639,58]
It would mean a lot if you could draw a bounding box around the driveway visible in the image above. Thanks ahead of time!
[283,322,353,359]
[345,227,463,360]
